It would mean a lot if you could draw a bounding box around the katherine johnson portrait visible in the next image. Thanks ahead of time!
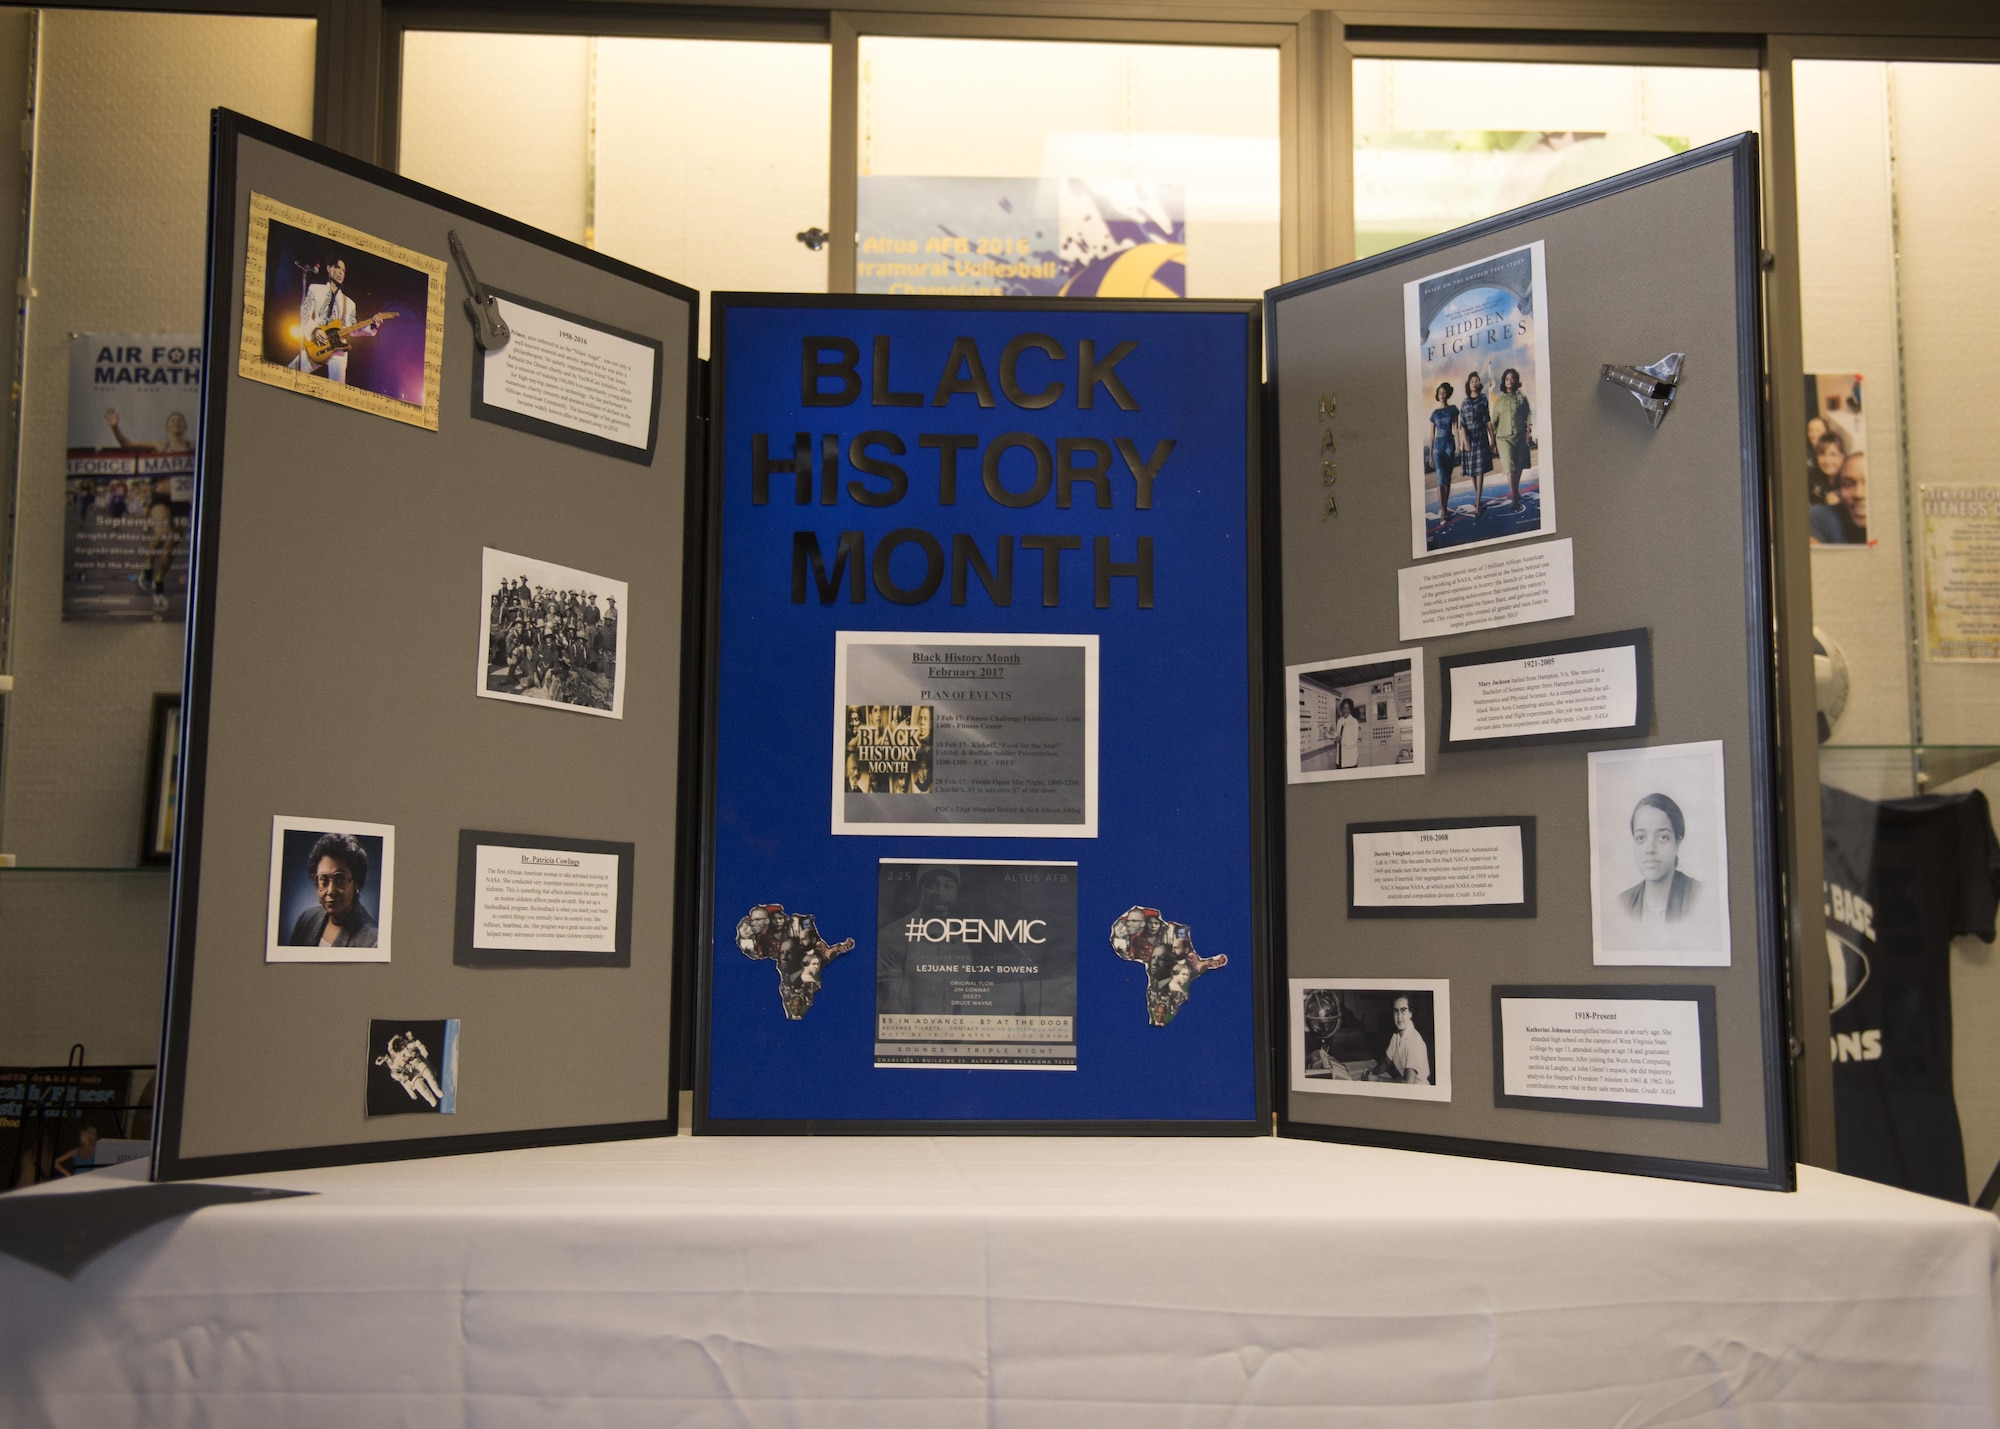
[1290,979,1450,1102]
[1588,742,1730,967]
[266,816,395,963]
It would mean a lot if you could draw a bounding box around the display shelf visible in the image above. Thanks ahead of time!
[1819,744,2000,797]
[1824,744,2000,751]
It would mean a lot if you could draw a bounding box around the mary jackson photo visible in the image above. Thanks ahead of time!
[1287,649,1424,783]
[1587,740,1732,967]
[1290,979,1450,1101]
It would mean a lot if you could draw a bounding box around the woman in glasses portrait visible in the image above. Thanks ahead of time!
[285,831,380,948]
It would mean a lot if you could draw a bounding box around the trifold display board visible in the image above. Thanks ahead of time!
[1269,135,1791,1189]
[153,112,698,1178]
[163,117,1790,1184]
[694,296,1269,1131]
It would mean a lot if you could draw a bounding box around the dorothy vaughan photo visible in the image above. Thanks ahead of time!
[237,191,446,429]
[1290,979,1450,1101]
[1587,740,1732,967]
[477,547,627,720]
[1286,648,1424,783]
[1404,240,1555,560]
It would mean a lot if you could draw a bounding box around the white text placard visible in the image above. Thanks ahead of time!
[1398,539,1574,640]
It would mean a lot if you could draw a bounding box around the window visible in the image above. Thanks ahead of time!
[400,32,831,351]
[1353,59,1760,258]
[856,36,1279,298]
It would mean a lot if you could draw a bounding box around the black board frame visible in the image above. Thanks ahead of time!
[1265,134,1794,1192]
[151,110,704,1181]
[140,692,182,867]
[691,291,1272,1136]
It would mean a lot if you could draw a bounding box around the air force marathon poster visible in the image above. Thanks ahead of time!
[700,295,1263,1129]
[64,334,201,620]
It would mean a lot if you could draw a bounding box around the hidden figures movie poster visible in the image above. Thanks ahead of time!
[1404,240,1555,560]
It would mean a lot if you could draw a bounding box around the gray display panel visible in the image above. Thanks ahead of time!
[153,113,697,1177]
[1270,137,1789,1188]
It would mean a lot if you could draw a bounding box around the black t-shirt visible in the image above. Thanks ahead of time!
[1820,785,2000,1202]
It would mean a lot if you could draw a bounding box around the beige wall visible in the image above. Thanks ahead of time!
[1893,62,2000,1203]
[399,33,590,245]
[399,32,830,352]
[0,9,314,1064]
[1797,58,2000,1199]
[1895,64,2000,750]
[1795,62,1911,757]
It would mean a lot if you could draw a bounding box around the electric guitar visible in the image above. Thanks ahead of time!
[303,310,400,366]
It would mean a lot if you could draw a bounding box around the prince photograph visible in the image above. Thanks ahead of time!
[238,192,446,429]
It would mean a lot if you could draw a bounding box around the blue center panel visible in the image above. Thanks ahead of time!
[702,297,1261,1126]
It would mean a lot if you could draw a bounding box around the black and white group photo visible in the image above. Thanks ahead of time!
[1291,979,1450,1101]
[477,547,628,720]
[1587,740,1731,967]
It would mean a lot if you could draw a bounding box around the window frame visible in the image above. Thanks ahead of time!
[828,11,1309,292]
[40,0,2000,1173]
[379,3,833,194]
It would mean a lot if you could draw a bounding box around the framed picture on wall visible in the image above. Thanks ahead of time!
[140,693,181,866]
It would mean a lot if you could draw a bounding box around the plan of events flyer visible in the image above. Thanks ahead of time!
[832,631,1099,837]
[874,859,1079,1069]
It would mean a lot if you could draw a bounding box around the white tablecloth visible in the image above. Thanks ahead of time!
[2,1135,1996,1427]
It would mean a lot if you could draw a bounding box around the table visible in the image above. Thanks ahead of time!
[2,1135,1996,1426]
